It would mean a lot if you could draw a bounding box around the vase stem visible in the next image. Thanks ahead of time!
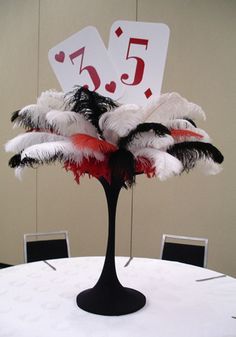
[76,177,146,315]
[95,177,122,288]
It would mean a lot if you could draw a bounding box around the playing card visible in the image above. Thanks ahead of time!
[48,26,124,100]
[108,20,170,105]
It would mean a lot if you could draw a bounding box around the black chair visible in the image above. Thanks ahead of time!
[24,231,70,263]
[160,234,208,267]
[0,262,13,269]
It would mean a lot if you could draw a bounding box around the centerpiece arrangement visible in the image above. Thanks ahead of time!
[5,86,223,315]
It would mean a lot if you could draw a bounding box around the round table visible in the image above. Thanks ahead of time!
[0,257,235,337]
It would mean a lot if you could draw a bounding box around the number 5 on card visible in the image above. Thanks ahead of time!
[108,20,170,106]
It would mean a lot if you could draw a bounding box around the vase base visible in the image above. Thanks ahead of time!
[76,285,146,316]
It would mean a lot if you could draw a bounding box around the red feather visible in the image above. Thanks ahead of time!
[171,129,203,139]
[71,134,117,153]
[136,157,156,178]
[64,158,111,184]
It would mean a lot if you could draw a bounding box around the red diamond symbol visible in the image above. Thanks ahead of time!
[144,88,153,99]
[115,27,123,38]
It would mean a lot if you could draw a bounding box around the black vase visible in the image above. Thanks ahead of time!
[76,177,146,316]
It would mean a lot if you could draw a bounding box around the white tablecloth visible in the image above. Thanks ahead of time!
[0,257,235,337]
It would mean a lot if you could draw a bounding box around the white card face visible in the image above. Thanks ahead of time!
[108,20,170,106]
[48,26,124,100]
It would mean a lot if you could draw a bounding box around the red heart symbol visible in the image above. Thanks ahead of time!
[105,81,116,93]
[55,51,65,63]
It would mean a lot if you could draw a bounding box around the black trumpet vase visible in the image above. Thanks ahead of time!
[76,177,146,316]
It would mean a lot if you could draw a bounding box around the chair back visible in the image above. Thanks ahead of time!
[24,231,70,263]
[160,234,208,267]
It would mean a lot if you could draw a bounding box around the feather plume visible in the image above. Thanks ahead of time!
[167,142,224,172]
[99,104,142,140]
[119,123,174,151]
[12,104,49,129]
[21,140,104,166]
[108,148,136,188]
[66,87,118,133]
[133,148,183,180]
[142,92,206,124]
[8,154,22,168]
[12,90,66,129]
[11,110,20,123]
[118,123,170,147]
[5,132,67,153]
[184,118,197,127]
[14,166,25,180]
[36,90,65,110]
[196,159,223,175]
[166,119,210,142]
[135,157,155,177]
[6,88,224,184]
[45,110,98,137]
[71,134,117,153]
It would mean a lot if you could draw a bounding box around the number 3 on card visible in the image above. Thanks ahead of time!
[48,26,124,100]
[69,47,101,91]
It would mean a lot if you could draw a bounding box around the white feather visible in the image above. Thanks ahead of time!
[13,104,48,129]
[14,166,25,180]
[142,92,206,123]
[127,133,174,151]
[133,148,183,180]
[14,90,66,129]
[5,132,67,153]
[196,159,223,175]
[46,110,98,137]
[37,90,65,110]
[99,104,142,140]
[21,140,104,164]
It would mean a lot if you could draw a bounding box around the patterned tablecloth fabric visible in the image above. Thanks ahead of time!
[0,257,235,337]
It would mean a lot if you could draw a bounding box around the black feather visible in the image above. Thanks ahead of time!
[9,154,39,168]
[167,141,224,172]
[109,148,136,188]
[11,110,20,123]
[8,154,22,168]
[21,153,66,167]
[21,157,39,167]
[66,86,118,134]
[118,122,170,149]
[184,118,197,127]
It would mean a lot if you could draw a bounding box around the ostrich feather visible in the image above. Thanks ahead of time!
[71,134,117,153]
[108,148,136,188]
[167,141,224,172]
[12,104,49,129]
[196,159,223,175]
[45,110,98,137]
[11,110,20,123]
[119,123,174,151]
[12,90,66,130]
[142,92,206,124]
[36,90,65,110]
[66,87,118,133]
[170,129,208,143]
[166,119,210,142]
[15,166,25,180]
[8,154,22,168]
[5,132,67,153]
[99,104,142,141]
[133,148,183,180]
[21,140,104,165]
